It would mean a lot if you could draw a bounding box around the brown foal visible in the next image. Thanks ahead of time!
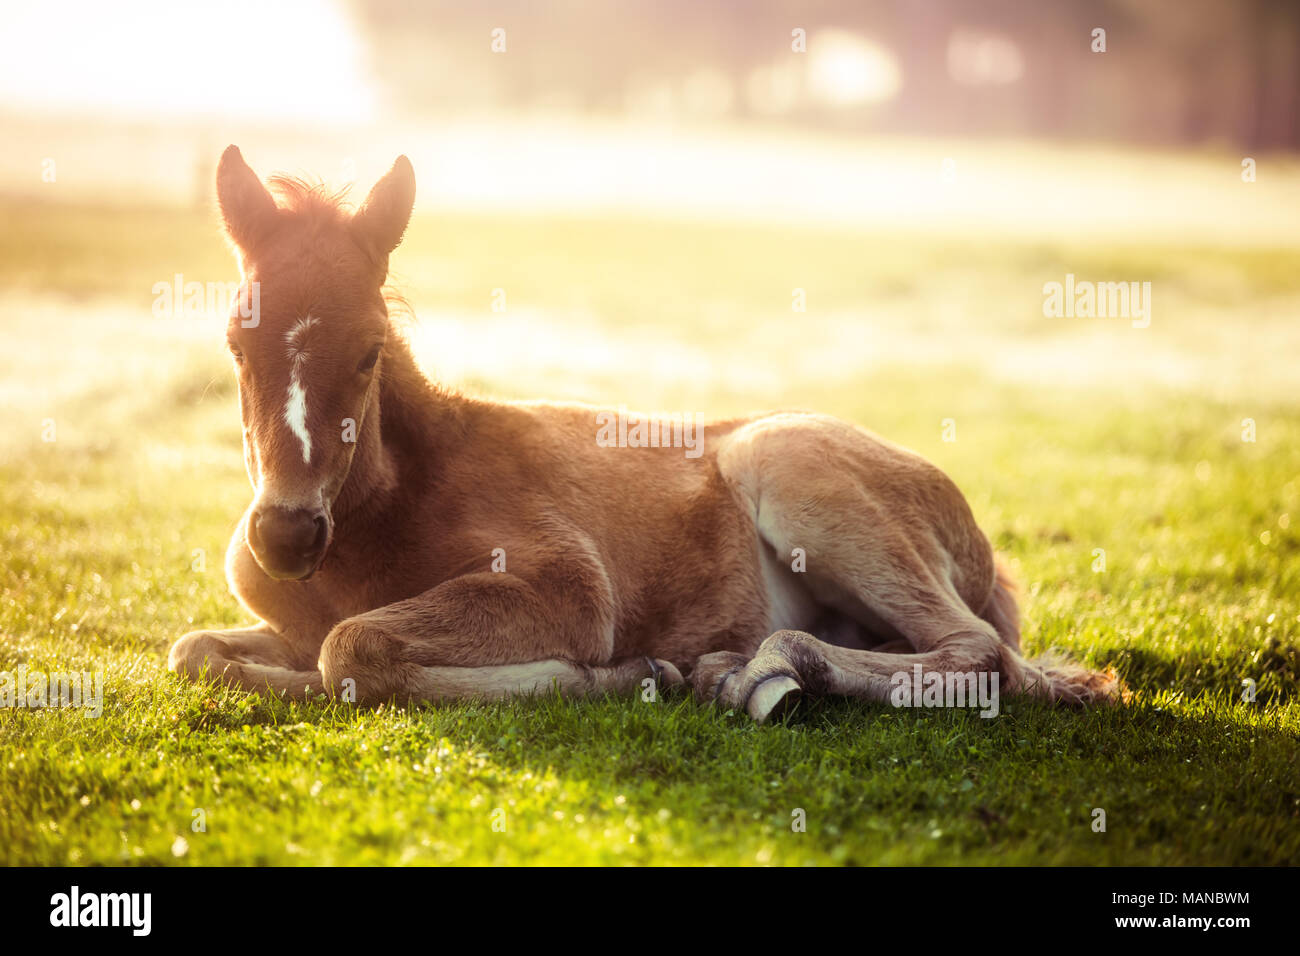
[167,146,1119,722]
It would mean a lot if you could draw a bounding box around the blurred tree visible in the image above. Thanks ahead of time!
[351,0,1300,150]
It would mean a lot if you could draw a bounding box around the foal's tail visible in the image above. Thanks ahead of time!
[980,558,1122,705]
[979,559,1022,651]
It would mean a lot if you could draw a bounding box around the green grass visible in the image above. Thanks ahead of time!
[1,197,1298,865]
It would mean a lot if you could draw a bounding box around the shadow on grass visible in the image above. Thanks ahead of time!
[140,670,1300,865]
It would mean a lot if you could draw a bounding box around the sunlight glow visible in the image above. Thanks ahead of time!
[806,30,902,107]
[0,0,376,122]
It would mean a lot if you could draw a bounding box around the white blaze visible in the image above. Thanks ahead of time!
[284,317,318,464]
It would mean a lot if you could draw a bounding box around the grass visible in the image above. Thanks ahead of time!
[0,195,1297,865]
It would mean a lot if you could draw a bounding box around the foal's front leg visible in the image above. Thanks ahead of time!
[317,571,683,705]
[167,624,324,698]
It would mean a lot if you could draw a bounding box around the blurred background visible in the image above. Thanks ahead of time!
[3,0,1299,438]
[3,0,1300,234]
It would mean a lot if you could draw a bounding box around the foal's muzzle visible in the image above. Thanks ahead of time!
[247,506,330,581]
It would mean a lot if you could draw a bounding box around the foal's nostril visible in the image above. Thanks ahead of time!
[311,514,328,552]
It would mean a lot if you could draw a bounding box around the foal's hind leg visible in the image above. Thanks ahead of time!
[701,534,1118,722]
[710,416,1119,722]
[718,515,1117,722]
[694,632,896,721]
[167,625,324,699]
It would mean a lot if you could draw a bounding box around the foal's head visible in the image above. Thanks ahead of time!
[215,145,415,580]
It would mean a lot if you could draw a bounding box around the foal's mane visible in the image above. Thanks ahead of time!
[266,174,355,221]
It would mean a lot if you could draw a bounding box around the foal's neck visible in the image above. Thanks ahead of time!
[331,328,468,522]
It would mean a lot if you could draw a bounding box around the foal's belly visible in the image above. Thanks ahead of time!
[755,533,902,651]
[758,538,818,633]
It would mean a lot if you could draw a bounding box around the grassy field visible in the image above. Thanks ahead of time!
[1,195,1298,865]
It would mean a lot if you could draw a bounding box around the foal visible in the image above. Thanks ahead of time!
[168,147,1119,722]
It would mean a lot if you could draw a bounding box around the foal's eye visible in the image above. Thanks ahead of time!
[229,343,245,365]
[357,345,382,373]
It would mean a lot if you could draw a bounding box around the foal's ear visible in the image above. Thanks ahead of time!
[216,145,278,253]
[352,156,416,260]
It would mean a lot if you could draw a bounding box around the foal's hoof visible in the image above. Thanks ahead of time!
[648,658,686,690]
[690,650,751,702]
[746,675,802,724]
